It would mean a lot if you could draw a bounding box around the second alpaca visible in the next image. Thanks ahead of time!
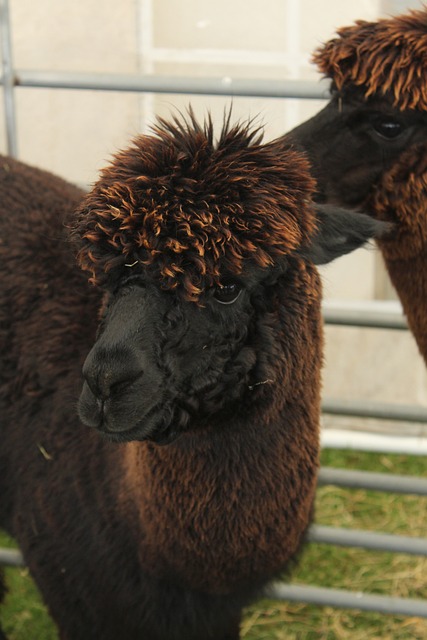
[288,8,427,362]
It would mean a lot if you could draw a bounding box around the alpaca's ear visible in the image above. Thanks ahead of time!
[301,204,391,265]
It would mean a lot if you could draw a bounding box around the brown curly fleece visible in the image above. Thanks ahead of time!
[313,8,427,111]
[73,112,316,301]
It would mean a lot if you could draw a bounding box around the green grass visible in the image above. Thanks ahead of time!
[1,450,426,639]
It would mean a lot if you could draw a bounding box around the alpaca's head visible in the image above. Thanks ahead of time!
[73,112,384,444]
[287,9,427,212]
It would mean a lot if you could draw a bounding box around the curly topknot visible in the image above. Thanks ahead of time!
[72,111,316,302]
[313,8,427,111]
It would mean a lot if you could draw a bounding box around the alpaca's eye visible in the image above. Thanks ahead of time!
[213,281,242,305]
[371,116,404,139]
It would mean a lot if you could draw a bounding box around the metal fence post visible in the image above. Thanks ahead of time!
[0,0,18,157]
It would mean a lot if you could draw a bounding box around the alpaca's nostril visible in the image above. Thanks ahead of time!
[82,345,145,401]
[83,374,103,400]
[84,367,143,401]
[109,370,144,396]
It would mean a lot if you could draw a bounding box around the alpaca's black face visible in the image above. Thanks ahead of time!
[78,269,277,445]
[77,204,386,445]
[288,89,427,209]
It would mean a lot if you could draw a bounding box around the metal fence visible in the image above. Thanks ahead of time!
[1,0,426,622]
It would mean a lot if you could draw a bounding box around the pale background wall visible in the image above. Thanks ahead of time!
[1,0,426,420]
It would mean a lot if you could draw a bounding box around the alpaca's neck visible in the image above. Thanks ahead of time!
[371,157,427,363]
[369,150,427,358]
[379,243,427,363]
[117,397,319,594]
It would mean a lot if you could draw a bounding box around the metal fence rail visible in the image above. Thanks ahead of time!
[322,304,408,330]
[319,466,427,495]
[268,584,427,618]
[322,397,427,423]
[9,69,331,99]
[0,548,22,567]
[0,0,426,623]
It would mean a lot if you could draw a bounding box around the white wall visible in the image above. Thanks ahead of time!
[2,0,389,184]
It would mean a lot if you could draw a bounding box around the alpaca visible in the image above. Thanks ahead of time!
[0,114,385,640]
[287,8,427,362]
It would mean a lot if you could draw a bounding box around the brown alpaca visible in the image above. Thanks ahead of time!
[287,8,427,363]
[0,114,384,640]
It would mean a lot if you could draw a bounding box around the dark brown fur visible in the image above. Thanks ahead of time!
[0,115,382,640]
[287,8,427,364]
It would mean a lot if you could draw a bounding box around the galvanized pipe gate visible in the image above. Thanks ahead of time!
[0,0,426,621]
